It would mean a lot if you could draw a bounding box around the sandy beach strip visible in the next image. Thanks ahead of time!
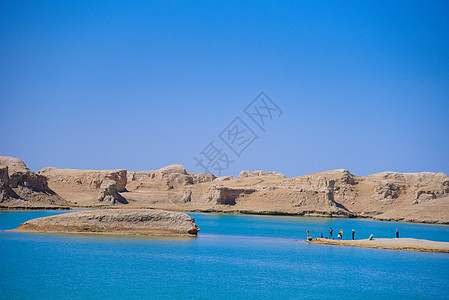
[309,238,449,253]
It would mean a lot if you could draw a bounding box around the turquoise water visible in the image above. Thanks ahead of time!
[1,211,449,299]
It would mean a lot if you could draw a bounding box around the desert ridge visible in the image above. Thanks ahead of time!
[1,156,449,224]
[0,156,69,208]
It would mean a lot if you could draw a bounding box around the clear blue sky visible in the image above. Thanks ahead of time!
[1,1,448,177]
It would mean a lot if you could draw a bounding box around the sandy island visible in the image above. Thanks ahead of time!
[12,209,200,237]
[310,238,449,253]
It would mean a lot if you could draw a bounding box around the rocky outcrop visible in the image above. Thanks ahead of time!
[13,209,200,236]
[120,167,449,220]
[181,190,192,203]
[0,156,68,207]
[5,155,448,224]
[296,169,449,216]
[0,156,29,172]
[97,180,128,205]
[213,176,235,182]
[190,173,217,184]
[202,185,256,205]
[0,166,19,202]
[238,170,286,179]
[159,164,187,175]
[374,182,402,200]
[39,167,127,192]
[127,165,216,191]
[186,169,448,219]
[38,167,128,206]
[373,196,449,224]
[360,171,449,211]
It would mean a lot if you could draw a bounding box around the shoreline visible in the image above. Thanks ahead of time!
[0,206,72,211]
[309,238,449,253]
[2,205,449,226]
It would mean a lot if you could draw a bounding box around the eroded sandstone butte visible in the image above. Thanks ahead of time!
[121,167,449,221]
[38,167,128,205]
[13,209,200,236]
[0,156,68,208]
[38,163,449,222]
[4,155,448,224]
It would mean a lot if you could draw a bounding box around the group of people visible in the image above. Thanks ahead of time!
[326,228,349,240]
[306,227,400,241]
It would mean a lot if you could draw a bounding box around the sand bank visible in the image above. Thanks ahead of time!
[310,238,449,253]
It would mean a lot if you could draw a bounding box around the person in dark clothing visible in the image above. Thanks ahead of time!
[329,228,333,239]
[396,228,399,238]
[352,229,355,240]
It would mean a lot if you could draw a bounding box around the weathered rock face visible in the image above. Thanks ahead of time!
[305,170,449,215]
[14,209,200,236]
[38,167,128,206]
[38,167,127,192]
[281,176,341,210]
[338,169,357,185]
[0,156,67,207]
[6,155,448,224]
[190,173,217,184]
[159,164,187,175]
[360,172,449,210]
[0,156,29,173]
[238,170,286,179]
[1,156,47,191]
[213,176,235,182]
[374,182,401,200]
[190,169,449,219]
[202,185,256,205]
[181,190,192,203]
[127,165,215,191]
[97,180,128,205]
[374,196,449,224]
[0,166,19,202]
[168,173,194,188]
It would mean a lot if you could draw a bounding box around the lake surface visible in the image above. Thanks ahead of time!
[1,211,449,299]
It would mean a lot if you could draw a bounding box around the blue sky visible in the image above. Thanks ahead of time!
[1,1,448,177]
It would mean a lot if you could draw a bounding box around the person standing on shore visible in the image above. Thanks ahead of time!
[329,228,333,239]
[352,229,355,240]
[306,230,312,241]
[396,228,399,239]
[339,229,343,240]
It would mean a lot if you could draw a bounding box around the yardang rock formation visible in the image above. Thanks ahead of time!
[2,156,449,224]
[0,156,68,208]
[13,209,200,236]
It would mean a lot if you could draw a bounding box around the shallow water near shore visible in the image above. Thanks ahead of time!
[1,211,449,299]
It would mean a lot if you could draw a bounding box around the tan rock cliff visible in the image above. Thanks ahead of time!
[0,156,68,207]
